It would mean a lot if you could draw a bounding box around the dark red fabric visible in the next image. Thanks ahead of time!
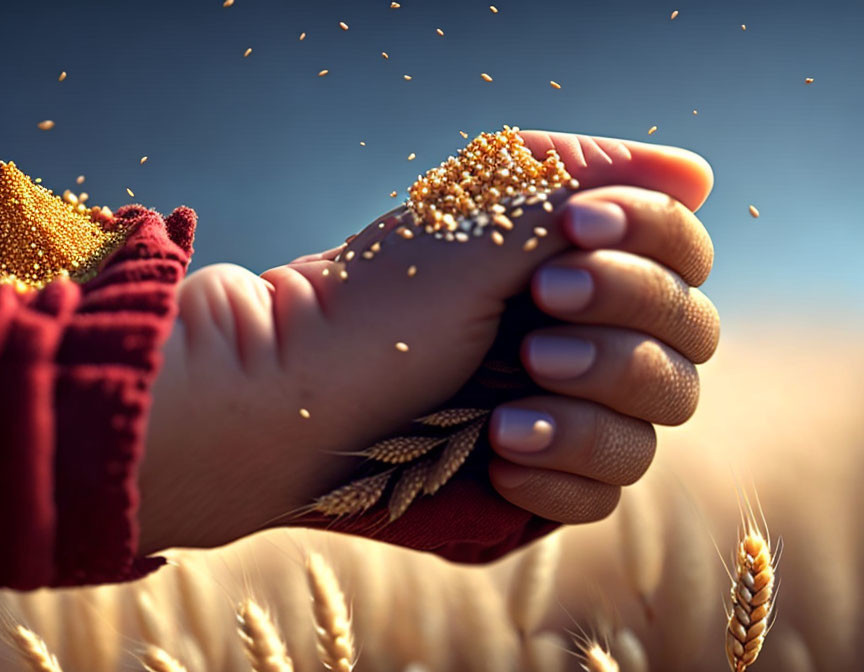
[0,205,195,589]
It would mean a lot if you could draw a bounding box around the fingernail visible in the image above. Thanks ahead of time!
[492,408,556,453]
[535,267,594,312]
[526,335,596,379]
[565,201,627,248]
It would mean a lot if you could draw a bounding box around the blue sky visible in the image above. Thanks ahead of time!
[1,0,861,326]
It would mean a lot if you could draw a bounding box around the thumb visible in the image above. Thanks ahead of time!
[518,131,714,212]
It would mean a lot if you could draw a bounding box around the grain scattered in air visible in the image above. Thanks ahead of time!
[693,109,699,115]
[140,156,148,165]
[381,51,389,59]
[436,28,445,36]
[58,71,67,82]
[671,9,679,19]
[749,204,760,218]
[542,200,554,213]
[360,141,366,146]
[805,77,814,84]
[534,226,548,237]
[391,1,400,7]
[648,125,658,135]
[481,73,493,82]
[126,188,135,198]
[339,269,348,281]
[407,153,416,161]
[390,191,398,198]
[223,0,234,6]
[489,5,499,13]
[299,32,306,41]
[344,250,356,261]
[299,408,311,419]
[395,342,410,352]
[459,130,468,138]
[37,120,55,131]
[243,47,252,58]
[550,80,561,89]
[76,175,85,185]
[397,227,414,239]
[741,24,747,31]
[403,74,413,81]
[339,21,349,31]
[318,69,329,77]
[523,237,539,252]
[407,265,417,277]
[491,230,504,246]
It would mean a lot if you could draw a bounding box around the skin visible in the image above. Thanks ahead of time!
[137,131,718,556]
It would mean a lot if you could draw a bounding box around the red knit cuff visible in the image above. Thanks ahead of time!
[50,205,196,587]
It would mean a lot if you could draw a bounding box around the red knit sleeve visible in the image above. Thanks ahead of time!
[0,205,195,589]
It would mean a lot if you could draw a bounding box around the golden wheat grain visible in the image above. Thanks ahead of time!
[584,643,620,672]
[362,436,444,464]
[725,506,776,672]
[305,553,355,672]
[313,470,393,516]
[508,534,561,638]
[236,599,294,672]
[388,459,432,520]
[141,645,188,672]
[415,408,488,427]
[11,625,63,672]
[424,418,485,495]
[610,629,648,672]
[618,483,664,618]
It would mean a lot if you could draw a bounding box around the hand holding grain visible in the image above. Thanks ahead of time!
[138,131,717,557]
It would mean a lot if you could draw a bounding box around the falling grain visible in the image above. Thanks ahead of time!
[58,71,67,82]
[489,5,499,13]
[693,109,699,115]
[481,72,493,82]
[37,120,55,131]
[391,1,400,7]
[10,625,63,672]
[648,125,658,135]
[424,418,485,494]
[407,264,417,276]
[313,470,393,516]
[671,9,679,19]
[436,28,445,36]
[741,24,747,30]
[318,69,329,77]
[223,0,234,6]
[306,553,355,672]
[363,436,444,463]
[403,74,413,81]
[491,230,505,246]
[244,48,253,57]
[388,459,432,520]
[804,77,814,84]
[522,237,539,252]
[395,341,410,352]
[339,21,349,31]
[140,156,148,165]
[407,153,416,161]
[141,646,188,672]
[236,599,294,672]
[550,80,561,89]
[126,188,135,198]
[381,51,389,59]
[459,130,468,138]
[76,175,85,184]
[749,205,760,218]
[390,191,398,198]
[299,408,311,419]
[299,32,306,41]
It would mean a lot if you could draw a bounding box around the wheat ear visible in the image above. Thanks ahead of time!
[305,552,355,672]
[140,645,188,672]
[424,418,485,495]
[388,459,432,521]
[236,599,294,672]
[415,408,489,427]
[362,436,445,463]
[725,497,776,672]
[313,469,394,516]
[10,625,63,672]
[508,533,561,638]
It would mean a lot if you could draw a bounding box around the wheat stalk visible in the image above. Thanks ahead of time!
[140,645,188,672]
[305,552,355,672]
[313,469,394,516]
[10,625,63,672]
[388,459,432,521]
[508,533,561,638]
[362,436,445,463]
[236,599,294,672]
[415,408,489,427]
[424,418,485,495]
[725,500,776,672]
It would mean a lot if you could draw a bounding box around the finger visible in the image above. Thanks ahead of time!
[532,250,720,363]
[519,131,714,212]
[559,186,714,286]
[290,244,346,264]
[521,326,700,425]
[489,458,621,524]
[488,397,656,486]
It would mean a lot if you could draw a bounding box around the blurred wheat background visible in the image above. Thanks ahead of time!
[2,323,860,671]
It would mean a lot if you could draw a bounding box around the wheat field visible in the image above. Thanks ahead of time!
[1,323,861,671]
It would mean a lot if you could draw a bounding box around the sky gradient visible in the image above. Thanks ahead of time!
[1,0,861,328]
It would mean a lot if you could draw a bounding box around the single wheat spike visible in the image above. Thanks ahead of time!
[388,459,432,521]
[415,408,489,427]
[424,418,485,495]
[313,469,394,516]
[305,552,355,672]
[508,533,561,638]
[140,645,188,672]
[362,436,445,463]
[236,599,295,672]
[725,498,776,672]
[10,625,63,672]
